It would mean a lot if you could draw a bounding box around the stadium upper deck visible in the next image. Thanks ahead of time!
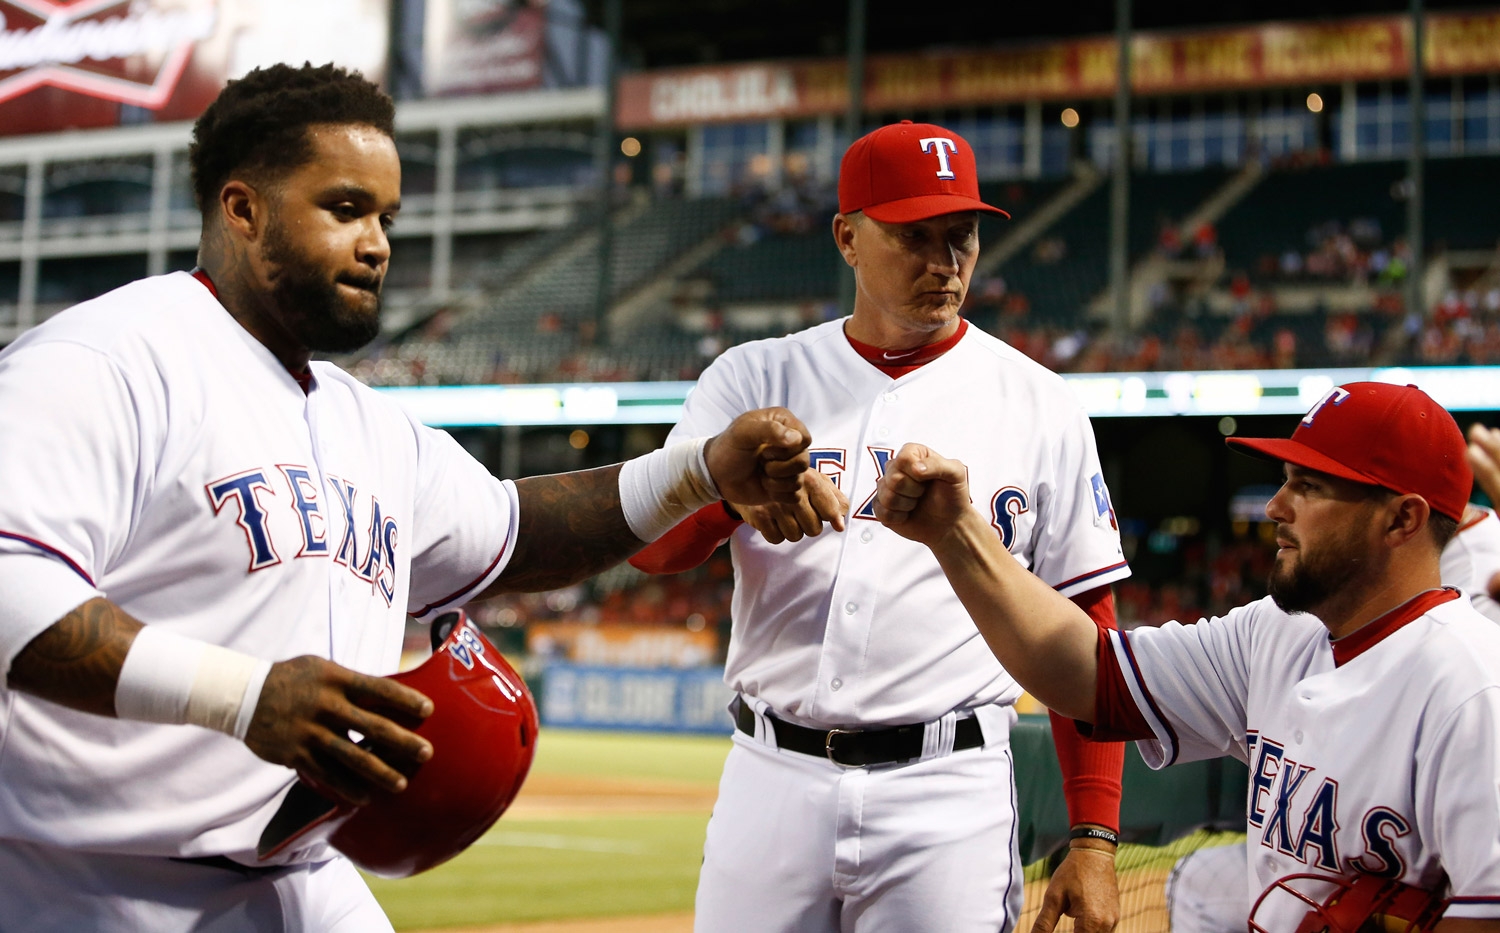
[3,1,1500,383]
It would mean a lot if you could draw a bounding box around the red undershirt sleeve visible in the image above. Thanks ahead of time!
[1050,585,1125,832]
[628,502,743,575]
[1076,617,1158,744]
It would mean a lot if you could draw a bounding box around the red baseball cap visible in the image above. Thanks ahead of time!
[838,121,1010,223]
[1227,382,1472,521]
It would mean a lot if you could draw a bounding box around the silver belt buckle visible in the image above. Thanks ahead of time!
[824,727,862,768]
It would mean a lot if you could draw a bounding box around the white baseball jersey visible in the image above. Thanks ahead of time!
[1106,589,1500,926]
[1441,506,1500,624]
[669,318,1129,727]
[0,271,516,864]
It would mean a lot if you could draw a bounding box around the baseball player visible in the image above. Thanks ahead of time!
[1169,476,1500,933]
[0,64,815,933]
[876,382,1500,930]
[630,122,1131,933]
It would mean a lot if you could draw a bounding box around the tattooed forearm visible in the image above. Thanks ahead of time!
[486,464,643,594]
[7,597,143,717]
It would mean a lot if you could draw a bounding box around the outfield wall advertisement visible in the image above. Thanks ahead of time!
[618,8,1500,129]
[540,663,734,734]
[0,0,389,136]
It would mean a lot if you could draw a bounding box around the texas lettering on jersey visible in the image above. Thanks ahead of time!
[810,446,1032,548]
[206,465,399,605]
[1247,731,1410,877]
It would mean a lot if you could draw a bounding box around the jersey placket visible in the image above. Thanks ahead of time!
[300,383,346,666]
[810,392,896,723]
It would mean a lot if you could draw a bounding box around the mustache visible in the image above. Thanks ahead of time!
[338,272,382,292]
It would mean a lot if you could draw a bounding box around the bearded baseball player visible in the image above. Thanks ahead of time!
[1169,469,1500,933]
[877,382,1500,931]
[0,64,816,933]
[630,121,1130,933]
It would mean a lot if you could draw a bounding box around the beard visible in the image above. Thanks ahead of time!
[1266,525,1366,615]
[261,221,382,354]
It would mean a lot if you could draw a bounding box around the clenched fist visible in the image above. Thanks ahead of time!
[705,407,814,507]
[873,442,975,546]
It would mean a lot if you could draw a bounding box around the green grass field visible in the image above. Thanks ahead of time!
[367,728,1239,932]
[526,728,731,785]
[366,728,731,931]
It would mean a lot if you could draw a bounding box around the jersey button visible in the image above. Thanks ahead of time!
[860,529,874,543]
[830,678,843,691]
[844,601,858,614]
[877,426,891,439]
[1294,730,1304,744]
[884,392,898,403]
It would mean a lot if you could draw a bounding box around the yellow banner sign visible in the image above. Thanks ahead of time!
[617,10,1499,129]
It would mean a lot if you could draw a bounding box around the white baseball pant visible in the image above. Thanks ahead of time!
[0,838,393,933]
[694,704,1023,933]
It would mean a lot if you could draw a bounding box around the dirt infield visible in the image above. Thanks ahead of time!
[505,772,719,819]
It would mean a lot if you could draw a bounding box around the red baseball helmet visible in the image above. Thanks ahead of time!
[257,610,539,877]
[1250,872,1447,933]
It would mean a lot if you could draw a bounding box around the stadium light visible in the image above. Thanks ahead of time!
[1060,107,1080,128]
[620,136,642,157]
[1306,92,1324,113]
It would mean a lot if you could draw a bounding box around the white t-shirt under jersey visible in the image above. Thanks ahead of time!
[670,318,1129,727]
[0,272,517,864]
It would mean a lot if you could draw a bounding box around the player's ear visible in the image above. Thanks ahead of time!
[832,213,859,268]
[1385,494,1430,548]
[217,180,264,243]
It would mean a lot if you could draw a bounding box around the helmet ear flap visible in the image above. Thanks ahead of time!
[256,610,539,877]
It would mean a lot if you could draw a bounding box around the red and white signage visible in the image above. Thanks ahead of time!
[423,0,546,97]
[0,0,389,137]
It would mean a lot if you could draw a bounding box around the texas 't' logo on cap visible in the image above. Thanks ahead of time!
[1226,382,1472,522]
[838,120,1010,224]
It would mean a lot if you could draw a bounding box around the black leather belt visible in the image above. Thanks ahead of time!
[170,854,286,878]
[735,698,984,767]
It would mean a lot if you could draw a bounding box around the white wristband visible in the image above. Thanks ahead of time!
[618,437,721,542]
[115,627,273,742]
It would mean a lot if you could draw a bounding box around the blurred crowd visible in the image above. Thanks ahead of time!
[353,197,1500,388]
[457,549,737,659]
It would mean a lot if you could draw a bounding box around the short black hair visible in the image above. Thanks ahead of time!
[189,62,395,215]
[1429,510,1459,552]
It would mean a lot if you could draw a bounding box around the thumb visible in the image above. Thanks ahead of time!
[890,442,932,476]
[764,409,808,451]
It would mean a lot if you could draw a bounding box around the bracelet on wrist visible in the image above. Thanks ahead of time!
[1068,826,1119,847]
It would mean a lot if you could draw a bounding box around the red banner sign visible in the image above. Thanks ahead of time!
[0,0,389,137]
[617,10,1500,130]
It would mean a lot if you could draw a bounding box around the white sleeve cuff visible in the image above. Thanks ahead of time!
[0,552,105,680]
